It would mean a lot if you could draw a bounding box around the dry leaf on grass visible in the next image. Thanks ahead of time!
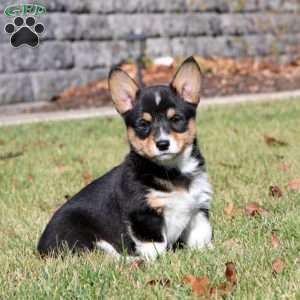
[272,258,283,274]
[287,178,300,190]
[183,275,210,297]
[131,259,145,269]
[147,278,171,288]
[225,262,237,285]
[224,202,240,218]
[271,231,280,249]
[245,202,266,217]
[210,262,237,297]
[269,185,283,198]
[183,262,237,298]
[264,135,288,146]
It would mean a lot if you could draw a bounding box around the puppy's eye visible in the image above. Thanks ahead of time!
[137,119,151,129]
[170,115,183,123]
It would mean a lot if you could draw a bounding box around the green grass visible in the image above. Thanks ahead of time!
[0,99,300,299]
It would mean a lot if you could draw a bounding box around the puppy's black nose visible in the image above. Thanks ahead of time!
[156,140,170,151]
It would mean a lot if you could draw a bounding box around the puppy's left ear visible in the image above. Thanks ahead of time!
[108,68,139,114]
[170,56,202,105]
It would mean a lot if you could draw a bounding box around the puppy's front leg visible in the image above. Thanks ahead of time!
[128,207,167,260]
[181,210,212,249]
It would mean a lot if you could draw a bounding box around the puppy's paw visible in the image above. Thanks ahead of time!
[182,211,213,250]
[135,241,167,261]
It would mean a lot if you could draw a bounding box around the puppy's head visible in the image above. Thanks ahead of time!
[109,57,202,163]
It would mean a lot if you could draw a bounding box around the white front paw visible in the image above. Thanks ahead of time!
[182,212,213,249]
[135,241,167,261]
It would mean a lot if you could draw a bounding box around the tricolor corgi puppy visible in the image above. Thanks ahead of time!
[38,57,213,260]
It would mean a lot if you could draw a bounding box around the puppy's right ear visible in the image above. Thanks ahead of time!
[108,68,139,114]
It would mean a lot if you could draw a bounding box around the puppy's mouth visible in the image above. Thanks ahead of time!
[153,152,179,161]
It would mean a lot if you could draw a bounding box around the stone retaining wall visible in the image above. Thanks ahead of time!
[0,0,299,104]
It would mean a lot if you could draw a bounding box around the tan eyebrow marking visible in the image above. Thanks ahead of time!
[167,108,176,119]
[142,112,152,122]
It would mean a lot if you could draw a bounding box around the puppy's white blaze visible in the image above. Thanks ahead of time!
[96,240,120,257]
[157,129,179,156]
[181,211,213,248]
[128,226,167,260]
[155,91,161,106]
[158,129,169,141]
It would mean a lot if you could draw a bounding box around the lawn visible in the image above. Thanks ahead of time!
[0,99,299,299]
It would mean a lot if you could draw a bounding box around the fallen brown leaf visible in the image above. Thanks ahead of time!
[131,259,145,269]
[269,185,283,198]
[264,135,288,146]
[210,262,237,297]
[224,201,240,218]
[287,178,300,190]
[183,275,210,296]
[245,202,266,217]
[271,231,280,249]
[225,262,237,286]
[272,258,283,274]
[147,278,171,288]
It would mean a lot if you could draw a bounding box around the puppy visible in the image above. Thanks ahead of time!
[37,57,213,260]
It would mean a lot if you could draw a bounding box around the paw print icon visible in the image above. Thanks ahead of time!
[4,16,44,48]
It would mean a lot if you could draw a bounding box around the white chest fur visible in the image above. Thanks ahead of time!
[152,146,213,246]
[163,172,212,245]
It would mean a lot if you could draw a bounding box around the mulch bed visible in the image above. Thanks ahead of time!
[25,56,300,113]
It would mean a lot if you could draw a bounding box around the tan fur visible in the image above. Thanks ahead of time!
[166,108,176,119]
[147,192,165,211]
[147,179,188,213]
[172,119,197,152]
[127,128,157,159]
[142,112,152,122]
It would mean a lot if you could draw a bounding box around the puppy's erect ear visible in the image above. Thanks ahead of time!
[170,56,202,105]
[108,68,139,114]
